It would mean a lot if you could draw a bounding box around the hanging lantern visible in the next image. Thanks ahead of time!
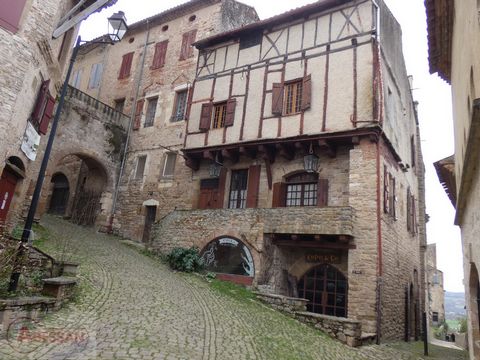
[304,142,319,173]
[108,11,128,43]
[209,152,223,177]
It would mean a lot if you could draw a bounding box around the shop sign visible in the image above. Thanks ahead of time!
[305,253,341,264]
[21,122,40,161]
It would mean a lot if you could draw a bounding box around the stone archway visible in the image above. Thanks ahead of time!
[469,263,480,357]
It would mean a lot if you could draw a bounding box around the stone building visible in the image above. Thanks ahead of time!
[426,244,445,327]
[0,0,115,228]
[66,0,259,235]
[427,0,480,357]
[150,0,427,343]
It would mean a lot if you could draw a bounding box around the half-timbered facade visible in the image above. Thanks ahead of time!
[151,0,427,343]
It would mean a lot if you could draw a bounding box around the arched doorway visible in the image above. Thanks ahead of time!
[469,264,480,356]
[48,173,69,215]
[298,264,348,317]
[200,237,255,285]
[0,157,25,223]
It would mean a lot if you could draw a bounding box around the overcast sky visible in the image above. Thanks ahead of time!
[80,0,463,292]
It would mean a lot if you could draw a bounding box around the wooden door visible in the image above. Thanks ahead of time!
[198,178,221,209]
[142,206,157,243]
[0,169,19,222]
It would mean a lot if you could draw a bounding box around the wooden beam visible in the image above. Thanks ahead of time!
[276,143,294,160]
[222,149,239,164]
[184,157,199,171]
[264,158,273,190]
[203,150,215,161]
[273,240,356,250]
[259,144,275,163]
[318,139,336,158]
[239,146,257,159]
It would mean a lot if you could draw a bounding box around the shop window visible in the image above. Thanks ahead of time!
[144,97,157,127]
[272,75,311,115]
[200,237,254,277]
[161,153,176,178]
[228,169,248,209]
[171,89,188,122]
[135,155,146,180]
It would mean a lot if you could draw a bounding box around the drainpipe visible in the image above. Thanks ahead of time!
[109,20,151,232]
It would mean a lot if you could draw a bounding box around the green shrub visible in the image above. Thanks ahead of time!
[460,317,468,333]
[166,247,204,272]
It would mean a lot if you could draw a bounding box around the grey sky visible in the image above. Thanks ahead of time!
[80,0,463,292]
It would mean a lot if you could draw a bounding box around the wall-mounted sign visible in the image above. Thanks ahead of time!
[21,122,40,161]
[201,237,254,277]
[305,253,341,264]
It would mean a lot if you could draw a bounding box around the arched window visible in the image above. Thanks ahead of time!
[298,264,348,317]
[285,172,318,207]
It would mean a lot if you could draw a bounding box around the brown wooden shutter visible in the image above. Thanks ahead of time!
[224,98,237,127]
[180,30,196,60]
[383,166,389,214]
[215,168,227,209]
[406,189,411,232]
[152,40,168,69]
[188,29,197,58]
[272,182,286,207]
[199,103,213,131]
[411,195,416,234]
[272,83,284,115]
[302,74,312,110]
[317,179,329,207]
[246,165,261,208]
[38,95,55,135]
[31,79,50,124]
[0,0,26,33]
[133,99,144,130]
[119,52,134,79]
[392,177,397,219]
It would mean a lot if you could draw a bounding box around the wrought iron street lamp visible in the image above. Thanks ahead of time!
[8,12,128,292]
[304,142,319,173]
[209,152,223,178]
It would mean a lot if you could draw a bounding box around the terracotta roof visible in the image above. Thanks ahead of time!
[194,0,351,49]
[433,155,456,208]
[425,0,454,83]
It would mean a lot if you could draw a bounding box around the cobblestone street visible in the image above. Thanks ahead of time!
[0,217,465,359]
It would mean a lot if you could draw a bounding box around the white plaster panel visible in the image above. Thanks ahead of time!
[213,75,231,101]
[188,103,202,133]
[264,93,273,119]
[285,60,304,81]
[261,29,287,60]
[225,43,239,70]
[226,97,244,143]
[288,24,303,53]
[266,72,282,93]
[269,63,283,71]
[232,72,247,96]
[303,56,326,135]
[330,38,353,51]
[356,44,373,122]
[237,45,261,67]
[325,50,354,132]
[303,19,316,49]
[243,68,264,141]
[262,118,279,139]
[316,15,330,45]
[193,79,214,101]
[281,114,301,138]
[305,47,325,57]
[207,128,223,146]
[214,46,227,72]
[186,133,205,149]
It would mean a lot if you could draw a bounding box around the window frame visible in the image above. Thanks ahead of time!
[161,152,177,179]
[283,78,304,115]
[285,173,318,207]
[88,63,103,89]
[144,97,158,128]
[171,89,188,122]
[228,169,249,209]
[212,101,228,129]
[135,155,147,180]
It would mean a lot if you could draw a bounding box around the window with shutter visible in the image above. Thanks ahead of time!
[302,74,312,110]
[71,69,83,88]
[172,90,188,122]
[0,0,26,33]
[31,79,50,125]
[407,188,411,232]
[212,102,227,129]
[224,98,237,127]
[144,97,158,127]
[272,83,284,115]
[119,52,134,79]
[199,103,213,131]
[272,182,286,207]
[285,173,319,207]
[284,80,303,115]
[317,178,329,207]
[179,29,197,60]
[152,40,168,69]
[384,166,389,214]
[133,99,144,130]
[246,165,261,208]
[38,95,55,135]
[161,153,177,178]
[135,156,147,179]
[229,169,248,209]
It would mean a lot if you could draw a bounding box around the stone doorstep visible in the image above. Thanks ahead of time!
[42,277,78,286]
[0,296,56,309]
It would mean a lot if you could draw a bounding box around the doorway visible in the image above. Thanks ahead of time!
[0,168,19,223]
[298,264,348,317]
[142,206,157,243]
[48,173,69,215]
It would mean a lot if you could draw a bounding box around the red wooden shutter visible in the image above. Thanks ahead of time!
[215,168,227,209]
[38,95,55,135]
[119,52,134,79]
[180,30,196,60]
[272,83,284,115]
[383,166,389,214]
[199,103,213,131]
[152,40,168,69]
[133,99,144,130]
[31,79,50,124]
[188,29,197,58]
[317,179,329,207]
[272,182,286,207]
[246,165,261,208]
[0,0,26,33]
[302,74,312,110]
[224,98,237,127]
